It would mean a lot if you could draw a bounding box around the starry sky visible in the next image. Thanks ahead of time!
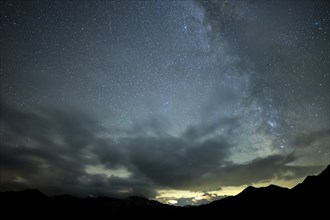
[0,0,329,206]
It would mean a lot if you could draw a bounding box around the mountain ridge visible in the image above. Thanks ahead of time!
[1,165,329,218]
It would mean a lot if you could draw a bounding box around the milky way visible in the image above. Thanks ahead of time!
[1,0,329,206]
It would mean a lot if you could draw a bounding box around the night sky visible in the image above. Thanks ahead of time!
[0,0,329,206]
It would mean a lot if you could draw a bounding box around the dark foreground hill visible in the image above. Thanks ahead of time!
[1,165,329,218]
[192,165,330,217]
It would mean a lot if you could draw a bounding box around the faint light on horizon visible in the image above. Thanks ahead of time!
[168,200,178,205]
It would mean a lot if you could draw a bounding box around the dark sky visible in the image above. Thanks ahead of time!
[0,0,329,206]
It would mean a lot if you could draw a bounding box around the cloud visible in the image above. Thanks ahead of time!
[0,102,156,197]
[292,130,330,148]
[124,115,171,137]
[219,154,297,186]
[183,117,239,141]
[0,101,324,199]
[122,135,231,190]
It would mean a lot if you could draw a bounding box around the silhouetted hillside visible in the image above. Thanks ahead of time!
[292,164,329,193]
[0,188,181,218]
[1,165,329,218]
[191,165,329,217]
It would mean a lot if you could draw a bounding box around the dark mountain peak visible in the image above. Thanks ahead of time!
[239,185,256,195]
[261,184,289,191]
[53,194,80,201]
[126,195,170,208]
[17,188,43,195]
[1,165,328,218]
[21,188,41,193]
[128,195,148,200]
[245,185,256,190]
[0,188,48,206]
[22,189,47,199]
[0,188,47,198]
[319,164,330,178]
[292,164,330,194]
[202,165,329,217]
[238,184,288,199]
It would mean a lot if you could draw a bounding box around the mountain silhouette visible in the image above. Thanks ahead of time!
[292,164,329,193]
[1,165,329,218]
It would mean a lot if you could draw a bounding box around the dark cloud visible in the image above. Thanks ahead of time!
[0,102,154,197]
[1,102,323,198]
[292,130,330,148]
[124,115,171,137]
[123,135,231,190]
[218,154,316,186]
[183,117,239,141]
